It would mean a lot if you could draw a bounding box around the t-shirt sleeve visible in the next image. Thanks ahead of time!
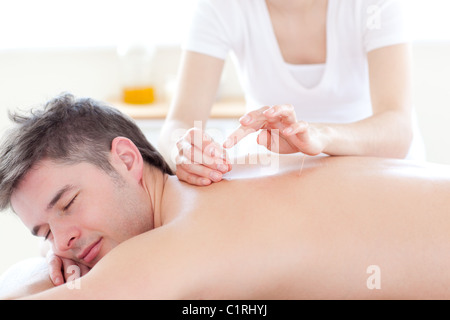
[362,0,411,52]
[182,0,232,60]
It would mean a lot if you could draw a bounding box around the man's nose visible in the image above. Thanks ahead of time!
[52,225,81,253]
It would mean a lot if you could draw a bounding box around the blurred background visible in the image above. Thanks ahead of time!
[1,0,450,274]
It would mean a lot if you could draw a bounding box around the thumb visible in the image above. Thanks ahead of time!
[257,130,271,150]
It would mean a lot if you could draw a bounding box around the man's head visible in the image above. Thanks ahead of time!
[0,93,173,266]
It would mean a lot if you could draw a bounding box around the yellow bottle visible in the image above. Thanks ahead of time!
[123,87,156,105]
[118,43,157,105]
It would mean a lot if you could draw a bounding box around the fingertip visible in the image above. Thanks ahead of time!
[263,108,275,116]
[239,115,252,125]
[223,138,234,149]
[201,178,212,186]
[216,163,228,173]
[209,170,223,182]
[53,276,62,286]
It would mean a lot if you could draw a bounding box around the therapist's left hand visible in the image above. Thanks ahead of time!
[224,105,328,156]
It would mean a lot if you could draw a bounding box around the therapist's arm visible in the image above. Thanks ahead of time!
[321,43,414,158]
[158,51,231,185]
[226,44,414,159]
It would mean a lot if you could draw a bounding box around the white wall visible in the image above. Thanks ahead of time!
[411,43,450,164]
[0,213,41,275]
[1,42,450,274]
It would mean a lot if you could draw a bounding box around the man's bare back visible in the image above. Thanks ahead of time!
[22,155,450,300]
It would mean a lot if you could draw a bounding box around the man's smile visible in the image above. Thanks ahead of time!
[77,238,103,264]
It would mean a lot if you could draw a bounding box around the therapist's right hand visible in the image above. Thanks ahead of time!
[175,128,232,186]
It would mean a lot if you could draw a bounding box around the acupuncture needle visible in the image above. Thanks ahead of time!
[298,154,307,177]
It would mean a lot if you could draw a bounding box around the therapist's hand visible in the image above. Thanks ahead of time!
[175,127,232,186]
[224,105,328,156]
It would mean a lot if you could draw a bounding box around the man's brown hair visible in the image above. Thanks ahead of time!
[0,93,173,211]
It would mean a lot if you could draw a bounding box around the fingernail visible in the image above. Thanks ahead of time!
[210,171,222,181]
[55,277,62,286]
[217,164,228,173]
[239,115,251,124]
[284,127,293,134]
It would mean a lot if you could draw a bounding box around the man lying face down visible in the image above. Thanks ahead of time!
[2,93,450,300]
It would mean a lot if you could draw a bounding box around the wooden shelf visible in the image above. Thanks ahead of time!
[110,98,246,120]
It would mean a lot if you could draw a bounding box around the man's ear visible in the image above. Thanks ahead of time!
[110,137,144,181]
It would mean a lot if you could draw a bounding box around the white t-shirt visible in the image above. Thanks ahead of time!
[183,0,425,160]
[286,63,326,89]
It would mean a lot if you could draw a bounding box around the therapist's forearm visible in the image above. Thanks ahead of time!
[319,110,413,159]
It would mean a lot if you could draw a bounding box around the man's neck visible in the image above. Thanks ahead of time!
[141,164,171,229]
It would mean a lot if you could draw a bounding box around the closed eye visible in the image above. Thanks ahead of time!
[64,195,78,212]
[43,195,78,241]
